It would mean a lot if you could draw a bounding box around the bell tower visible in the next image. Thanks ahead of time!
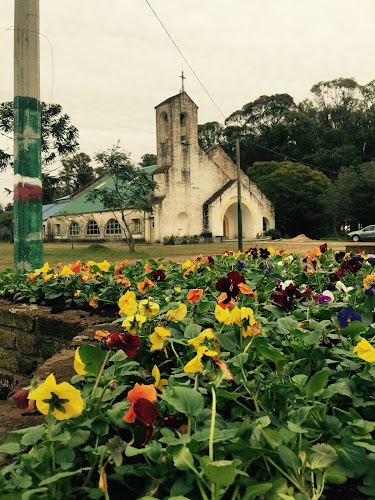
[155,91,198,172]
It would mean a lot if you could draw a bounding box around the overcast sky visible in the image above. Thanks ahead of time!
[1,0,375,206]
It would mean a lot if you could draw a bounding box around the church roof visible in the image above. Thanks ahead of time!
[155,91,198,109]
[203,179,236,206]
[46,165,157,217]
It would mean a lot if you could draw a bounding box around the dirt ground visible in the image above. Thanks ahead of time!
[0,238,373,444]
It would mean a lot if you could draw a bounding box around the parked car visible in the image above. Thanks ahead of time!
[348,225,375,242]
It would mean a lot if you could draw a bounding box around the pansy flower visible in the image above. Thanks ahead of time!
[89,296,100,308]
[215,270,245,304]
[152,365,168,392]
[116,275,131,288]
[353,338,375,362]
[118,290,137,316]
[215,304,233,324]
[337,306,362,329]
[144,263,153,273]
[122,315,146,334]
[60,265,75,276]
[137,277,154,294]
[211,357,234,382]
[165,303,187,322]
[74,348,88,375]
[187,289,204,304]
[105,332,141,357]
[139,298,160,318]
[149,326,171,351]
[69,261,81,274]
[184,345,218,374]
[204,255,215,268]
[28,373,83,420]
[150,270,166,282]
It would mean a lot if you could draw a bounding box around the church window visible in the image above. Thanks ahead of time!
[180,113,187,142]
[106,218,121,235]
[160,112,168,142]
[86,220,100,235]
[133,219,141,233]
[263,217,270,233]
[69,221,80,236]
[55,224,61,236]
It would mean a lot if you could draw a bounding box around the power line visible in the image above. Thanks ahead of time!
[144,0,226,120]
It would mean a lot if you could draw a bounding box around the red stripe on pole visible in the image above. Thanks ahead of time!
[14,183,42,202]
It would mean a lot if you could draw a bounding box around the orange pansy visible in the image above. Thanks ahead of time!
[137,277,154,294]
[218,292,235,309]
[238,283,258,298]
[187,289,204,304]
[144,263,152,273]
[124,383,157,423]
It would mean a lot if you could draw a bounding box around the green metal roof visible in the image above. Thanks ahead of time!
[53,165,157,216]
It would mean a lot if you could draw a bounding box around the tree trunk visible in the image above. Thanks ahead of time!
[121,211,135,252]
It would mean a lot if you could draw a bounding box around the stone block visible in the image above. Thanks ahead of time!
[16,333,66,359]
[0,326,17,349]
[0,303,35,332]
[35,316,85,339]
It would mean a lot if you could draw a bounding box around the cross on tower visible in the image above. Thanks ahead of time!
[180,71,186,93]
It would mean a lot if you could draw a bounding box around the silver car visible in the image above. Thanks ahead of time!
[348,225,375,242]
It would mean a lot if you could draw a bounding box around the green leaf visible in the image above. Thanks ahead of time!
[183,324,202,339]
[21,425,45,446]
[277,445,301,472]
[21,488,49,500]
[215,332,238,352]
[170,445,195,471]
[107,401,129,429]
[243,483,273,500]
[201,458,237,486]
[232,353,249,367]
[324,465,347,484]
[257,345,284,363]
[172,386,204,416]
[38,468,90,486]
[342,320,366,339]
[91,418,109,436]
[306,370,329,399]
[0,442,20,454]
[309,443,338,469]
[78,345,107,376]
[55,446,75,468]
[106,436,125,467]
[277,317,299,332]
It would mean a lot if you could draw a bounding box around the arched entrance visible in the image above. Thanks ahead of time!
[221,201,254,239]
[176,212,189,237]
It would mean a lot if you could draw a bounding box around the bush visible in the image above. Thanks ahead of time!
[265,228,282,240]
[163,235,175,245]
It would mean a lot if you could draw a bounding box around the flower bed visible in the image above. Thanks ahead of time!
[1,246,375,499]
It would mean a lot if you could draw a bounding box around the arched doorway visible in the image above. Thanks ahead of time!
[221,201,254,239]
[176,212,189,237]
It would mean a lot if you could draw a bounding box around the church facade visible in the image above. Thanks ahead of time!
[43,91,274,243]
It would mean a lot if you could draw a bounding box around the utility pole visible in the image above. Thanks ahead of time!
[13,0,43,273]
[236,139,243,252]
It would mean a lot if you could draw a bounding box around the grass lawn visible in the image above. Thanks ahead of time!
[0,242,236,272]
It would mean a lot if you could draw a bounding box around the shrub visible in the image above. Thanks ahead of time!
[265,228,282,240]
[163,235,175,245]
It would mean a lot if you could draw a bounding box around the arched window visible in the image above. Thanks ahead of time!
[69,221,80,236]
[160,112,168,142]
[86,220,100,235]
[106,218,121,235]
[263,217,270,233]
[180,113,187,142]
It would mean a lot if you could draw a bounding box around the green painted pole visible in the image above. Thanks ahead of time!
[13,0,43,273]
[236,139,243,252]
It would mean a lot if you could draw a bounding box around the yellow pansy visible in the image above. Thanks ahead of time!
[174,287,181,293]
[34,262,50,277]
[188,328,215,350]
[182,260,192,269]
[118,290,138,317]
[122,314,146,334]
[165,303,187,323]
[184,346,216,374]
[152,365,168,392]
[353,338,375,362]
[165,297,171,304]
[74,347,87,375]
[28,373,83,420]
[268,247,275,256]
[74,290,82,297]
[42,273,55,282]
[231,306,256,337]
[214,305,233,325]
[363,274,375,291]
[149,326,171,351]
[60,265,75,276]
[87,260,111,272]
[139,299,160,318]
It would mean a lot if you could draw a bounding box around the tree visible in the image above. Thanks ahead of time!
[86,143,157,252]
[139,153,157,168]
[198,121,225,150]
[0,101,79,170]
[60,153,95,195]
[247,161,331,238]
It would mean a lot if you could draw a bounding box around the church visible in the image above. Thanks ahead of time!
[43,91,274,243]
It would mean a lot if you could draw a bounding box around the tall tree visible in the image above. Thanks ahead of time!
[87,143,156,252]
[60,153,95,195]
[0,101,79,170]
[247,161,331,238]
[198,121,225,150]
[139,153,157,168]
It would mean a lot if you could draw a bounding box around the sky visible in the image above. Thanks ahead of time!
[1,0,375,206]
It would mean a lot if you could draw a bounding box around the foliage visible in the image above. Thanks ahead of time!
[247,161,331,237]
[138,153,157,168]
[0,102,79,170]
[0,210,13,241]
[87,143,157,253]
[264,228,282,240]
[60,153,95,196]
[1,245,375,498]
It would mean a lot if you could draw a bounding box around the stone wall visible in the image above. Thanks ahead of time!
[0,300,115,384]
